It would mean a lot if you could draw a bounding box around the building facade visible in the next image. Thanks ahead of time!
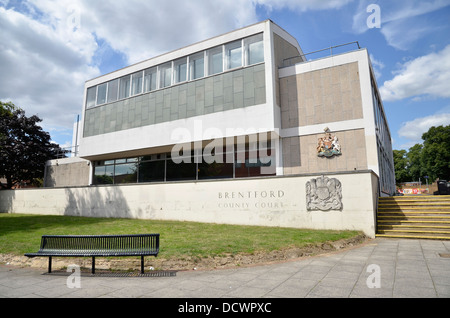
[23,20,396,237]
[69,20,394,195]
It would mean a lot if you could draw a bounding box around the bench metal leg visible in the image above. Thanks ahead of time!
[141,256,144,274]
[48,256,52,273]
[92,257,95,274]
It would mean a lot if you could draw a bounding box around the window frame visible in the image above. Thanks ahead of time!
[118,75,131,99]
[173,57,188,84]
[207,45,224,76]
[144,67,157,92]
[131,71,143,96]
[225,40,243,70]
[86,86,97,109]
[107,79,119,103]
[96,82,107,105]
[189,51,205,80]
[159,62,172,88]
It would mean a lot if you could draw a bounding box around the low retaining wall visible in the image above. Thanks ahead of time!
[0,170,379,237]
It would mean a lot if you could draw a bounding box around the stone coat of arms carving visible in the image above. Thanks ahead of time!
[306,176,343,211]
[317,128,341,158]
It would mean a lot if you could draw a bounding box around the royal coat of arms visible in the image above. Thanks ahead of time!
[306,176,343,211]
[317,128,341,158]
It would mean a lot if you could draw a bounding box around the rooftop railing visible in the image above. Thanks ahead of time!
[282,41,361,68]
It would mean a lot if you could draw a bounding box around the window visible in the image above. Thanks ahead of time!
[86,86,96,108]
[245,33,264,65]
[138,156,165,182]
[114,162,137,184]
[198,146,233,180]
[166,160,196,181]
[94,163,114,184]
[225,40,242,70]
[96,83,107,105]
[107,79,119,103]
[159,63,172,88]
[234,140,275,178]
[119,75,131,99]
[189,52,204,80]
[207,46,223,75]
[174,58,187,84]
[144,67,157,92]
[131,71,143,95]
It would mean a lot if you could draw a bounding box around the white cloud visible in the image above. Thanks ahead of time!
[42,0,259,65]
[0,0,259,144]
[369,53,384,79]
[352,0,450,49]
[398,113,450,142]
[380,45,450,101]
[256,0,354,12]
[0,6,100,135]
[380,19,435,51]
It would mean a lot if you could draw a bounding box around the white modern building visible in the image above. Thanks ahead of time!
[3,20,395,237]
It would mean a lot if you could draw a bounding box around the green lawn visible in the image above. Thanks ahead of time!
[0,213,361,259]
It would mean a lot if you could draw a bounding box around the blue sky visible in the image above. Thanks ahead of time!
[1,0,449,151]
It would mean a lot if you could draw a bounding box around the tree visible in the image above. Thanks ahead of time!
[0,102,63,189]
[0,101,15,144]
[393,125,450,184]
[421,125,450,181]
[393,149,410,184]
[406,143,424,182]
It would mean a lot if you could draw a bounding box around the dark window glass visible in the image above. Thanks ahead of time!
[138,160,165,182]
[94,165,114,184]
[166,160,196,181]
[235,147,275,178]
[114,163,137,184]
[198,152,233,180]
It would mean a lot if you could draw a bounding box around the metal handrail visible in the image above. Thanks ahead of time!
[282,41,361,67]
[55,145,79,158]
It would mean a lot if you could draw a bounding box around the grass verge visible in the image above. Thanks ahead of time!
[0,213,361,260]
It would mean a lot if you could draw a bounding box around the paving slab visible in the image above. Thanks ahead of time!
[0,238,449,299]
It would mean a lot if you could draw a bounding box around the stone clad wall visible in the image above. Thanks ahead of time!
[279,59,370,177]
[282,129,368,175]
[280,62,363,129]
[0,171,379,238]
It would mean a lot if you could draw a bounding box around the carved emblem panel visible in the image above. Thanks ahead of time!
[306,176,343,211]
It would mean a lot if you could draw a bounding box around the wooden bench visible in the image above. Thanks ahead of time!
[24,234,159,274]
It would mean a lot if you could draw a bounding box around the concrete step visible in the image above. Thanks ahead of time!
[376,195,450,240]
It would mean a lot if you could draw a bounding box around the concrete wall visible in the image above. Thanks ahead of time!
[44,157,90,187]
[0,171,379,238]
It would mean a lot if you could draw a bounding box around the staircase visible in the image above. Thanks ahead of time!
[376,195,450,240]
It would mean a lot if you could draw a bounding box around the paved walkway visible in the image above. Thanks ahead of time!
[1,238,449,298]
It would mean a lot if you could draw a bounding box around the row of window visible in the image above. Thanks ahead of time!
[93,144,275,185]
[86,33,264,109]
[371,78,395,195]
